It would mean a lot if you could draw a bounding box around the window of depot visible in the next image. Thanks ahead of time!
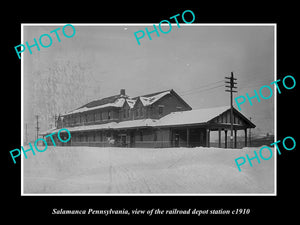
[158,105,164,116]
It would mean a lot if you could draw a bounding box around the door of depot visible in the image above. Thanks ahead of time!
[174,133,180,147]
[129,131,135,147]
[120,134,126,147]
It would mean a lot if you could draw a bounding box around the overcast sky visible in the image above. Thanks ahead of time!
[23,24,274,139]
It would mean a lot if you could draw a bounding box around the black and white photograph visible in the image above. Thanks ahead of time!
[22,24,275,195]
[4,5,298,220]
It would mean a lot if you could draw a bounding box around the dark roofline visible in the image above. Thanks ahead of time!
[132,89,192,110]
[136,89,173,98]
[77,94,121,110]
[78,90,172,110]
[68,89,192,114]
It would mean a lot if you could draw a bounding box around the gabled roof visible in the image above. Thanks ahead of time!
[156,106,229,127]
[139,90,171,106]
[156,106,255,128]
[62,89,191,116]
[80,94,121,109]
[134,89,192,110]
[63,98,126,115]
[125,99,136,109]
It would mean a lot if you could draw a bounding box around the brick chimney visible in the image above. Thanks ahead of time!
[120,89,126,96]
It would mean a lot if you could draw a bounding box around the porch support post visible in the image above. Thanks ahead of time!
[206,129,210,147]
[224,130,228,149]
[186,127,190,147]
[171,129,174,147]
[234,129,237,149]
[218,128,221,148]
[244,128,248,147]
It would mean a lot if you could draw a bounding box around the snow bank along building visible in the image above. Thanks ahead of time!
[41,89,255,148]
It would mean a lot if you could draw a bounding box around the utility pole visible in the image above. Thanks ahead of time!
[54,114,58,128]
[225,72,237,148]
[35,115,40,140]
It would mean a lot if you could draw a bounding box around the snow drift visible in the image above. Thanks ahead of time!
[23,146,275,194]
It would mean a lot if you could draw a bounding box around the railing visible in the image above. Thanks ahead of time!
[61,118,120,127]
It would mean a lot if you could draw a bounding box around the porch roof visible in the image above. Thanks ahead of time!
[41,106,255,135]
[156,106,229,127]
[40,119,158,135]
[156,106,255,129]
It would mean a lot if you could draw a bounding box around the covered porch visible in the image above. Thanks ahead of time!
[157,106,255,149]
[169,125,249,148]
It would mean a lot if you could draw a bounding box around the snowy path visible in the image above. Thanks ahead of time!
[23,146,275,194]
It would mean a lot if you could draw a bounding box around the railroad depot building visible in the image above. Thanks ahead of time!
[41,89,255,148]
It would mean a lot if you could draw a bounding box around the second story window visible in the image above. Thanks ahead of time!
[158,105,164,116]
[140,107,144,117]
[149,106,153,117]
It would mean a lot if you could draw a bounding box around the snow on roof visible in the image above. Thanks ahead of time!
[126,99,137,109]
[46,122,118,133]
[69,122,118,132]
[156,106,230,127]
[41,119,158,135]
[114,118,158,129]
[63,98,126,116]
[63,90,171,116]
[41,106,232,135]
[139,90,171,106]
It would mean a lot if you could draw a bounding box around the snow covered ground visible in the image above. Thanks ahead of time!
[23,146,275,194]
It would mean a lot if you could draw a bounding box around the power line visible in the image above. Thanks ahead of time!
[174,76,273,97]
[179,76,270,97]
[178,79,224,95]
[180,84,225,96]
[238,78,274,91]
